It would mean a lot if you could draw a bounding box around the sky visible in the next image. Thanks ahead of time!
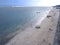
[0,0,60,6]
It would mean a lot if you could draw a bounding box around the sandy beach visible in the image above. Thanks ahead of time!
[6,8,59,45]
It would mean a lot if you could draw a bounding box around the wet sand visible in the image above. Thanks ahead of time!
[6,8,59,45]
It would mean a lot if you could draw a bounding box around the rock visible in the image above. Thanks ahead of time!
[49,28,53,31]
[47,16,51,18]
[35,26,40,29]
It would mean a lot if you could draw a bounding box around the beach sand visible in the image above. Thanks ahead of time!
[6,8,59,45]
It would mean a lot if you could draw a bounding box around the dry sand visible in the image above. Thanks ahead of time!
[6,8,59,45]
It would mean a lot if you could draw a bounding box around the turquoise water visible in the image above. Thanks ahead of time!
[0,7,51,45]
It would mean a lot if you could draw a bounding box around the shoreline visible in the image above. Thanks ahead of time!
[5,8,59,45]
[0,7,52,45]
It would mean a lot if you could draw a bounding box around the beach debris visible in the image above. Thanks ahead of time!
[49,28,53,31]
[47,15,51,18]
[35,26,40,29]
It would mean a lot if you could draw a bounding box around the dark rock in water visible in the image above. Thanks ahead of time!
[47,16,51,18]
[35,26,40,29]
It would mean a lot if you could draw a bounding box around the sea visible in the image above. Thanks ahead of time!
[0,7,51,45]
